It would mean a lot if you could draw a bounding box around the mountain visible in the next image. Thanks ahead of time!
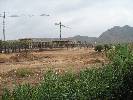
[98,25,133,43]
[68,35,97,43]
[20,25,133,44]
[24,35,97,43]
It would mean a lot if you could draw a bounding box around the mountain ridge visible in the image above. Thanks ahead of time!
[98,25,133,43]
[20,25,133,44]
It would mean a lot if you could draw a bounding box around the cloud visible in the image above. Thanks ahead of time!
[0,0,133,40]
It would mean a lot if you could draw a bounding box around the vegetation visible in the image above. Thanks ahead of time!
[0,40,2,53]
[94,45,103,52]
[104,44,111,51]
[2,44,133,99]
[0,40,30,53]
[15,68,33,78]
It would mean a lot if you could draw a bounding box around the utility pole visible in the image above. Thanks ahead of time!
[3,12,6,41]
[0,12,6,41]
[0,12,49,41]
[55,21,70,40]
[59,22,62,40]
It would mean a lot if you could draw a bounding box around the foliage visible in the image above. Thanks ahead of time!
[0,40,2,53]
[104,44,111,51]
[2,44,133,99]
[94,45,103,52]
[0,40,30,53]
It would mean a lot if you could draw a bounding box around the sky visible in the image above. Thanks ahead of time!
[0,0,133,40]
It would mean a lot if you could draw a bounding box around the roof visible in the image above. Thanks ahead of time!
[19,38,73,42]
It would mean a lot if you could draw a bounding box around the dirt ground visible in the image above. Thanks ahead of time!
[0,48,107,97]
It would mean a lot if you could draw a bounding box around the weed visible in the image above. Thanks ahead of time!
[15,68,33,78]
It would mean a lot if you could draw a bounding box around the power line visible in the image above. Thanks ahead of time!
[55,21,71,40]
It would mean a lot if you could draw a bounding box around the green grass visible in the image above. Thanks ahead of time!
[2,44,133,100]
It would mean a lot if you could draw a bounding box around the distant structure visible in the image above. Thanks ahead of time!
[19,37,94,50]
[19,38,73,49]
[0,37,94,54]
[55,21,70,40]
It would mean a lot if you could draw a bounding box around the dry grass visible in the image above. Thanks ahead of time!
[15,68,33,78]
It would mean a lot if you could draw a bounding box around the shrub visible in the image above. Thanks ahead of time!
[104,44,111,51]
[94,45,103,52]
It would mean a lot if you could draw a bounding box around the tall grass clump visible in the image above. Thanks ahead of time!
[2,44,133,100]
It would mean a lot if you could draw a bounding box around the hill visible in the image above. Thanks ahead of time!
[68,35,97,43]
[24,35,97,43]
[98,25,133,43]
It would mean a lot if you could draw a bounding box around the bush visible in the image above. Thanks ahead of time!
[94,45,103,52]
[104,44,111,51]
[2,44,133,100]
